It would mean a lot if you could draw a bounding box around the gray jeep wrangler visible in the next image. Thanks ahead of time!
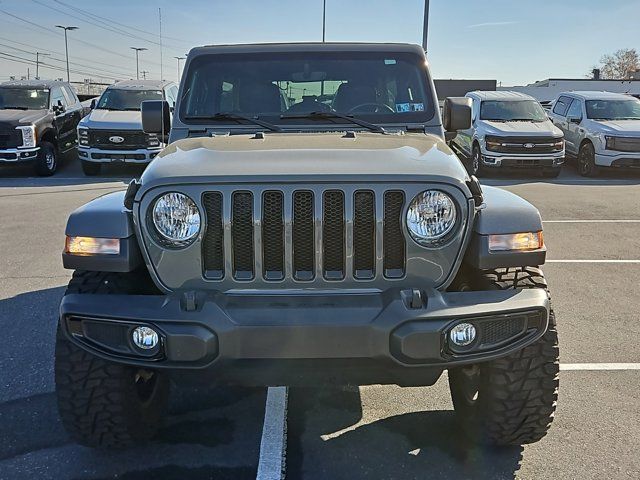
[56,43,558,448]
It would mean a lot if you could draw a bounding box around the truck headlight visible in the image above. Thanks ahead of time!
[406,190,457,246]
[78,127,89,146]
[17,125,36,148]
[151,192,201,247]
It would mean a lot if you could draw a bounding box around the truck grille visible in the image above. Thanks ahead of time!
[0,127,21,149]
[201,188,406,282]
[88,129,147,150]
[488,136,562,154]
[609,136,640,153]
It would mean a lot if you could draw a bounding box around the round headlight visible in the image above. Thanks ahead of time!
[406,190,457,246]
[152,192,201,246]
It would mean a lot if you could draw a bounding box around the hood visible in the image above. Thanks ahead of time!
[140,132,469,190]
[0,108,49,127]
[483,119,563,137]
[82,109,142,130]
[588,119,640,136]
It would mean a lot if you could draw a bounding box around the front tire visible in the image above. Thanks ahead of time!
[468,143,482,176]
[449,267,559,446]
[55,271,168,448]
[35,141,57,176]
[578,142,599,177]
[81,160,102,176]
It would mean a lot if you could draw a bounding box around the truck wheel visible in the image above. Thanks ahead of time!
[55,271,168,448]
[35,141,57,176]
[577,142,599,177]
[81,160,101,176]
[469,144,482,176]
[448,267,559,446]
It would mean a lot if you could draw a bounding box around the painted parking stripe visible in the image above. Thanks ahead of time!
[546,259,640,264]
[561,363,640,371]
[543,220,640,223]
[256,386,288,480]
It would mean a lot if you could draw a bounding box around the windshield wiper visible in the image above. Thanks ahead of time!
[280,111,386,133]
[1,106,28,110]
[184,112,282,132]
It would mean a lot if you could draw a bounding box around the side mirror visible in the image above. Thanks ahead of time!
[53,100,66,114]
[90,98,96,109]
[141,100,171,137]
[443,97,472,141]
[568,116,581,124]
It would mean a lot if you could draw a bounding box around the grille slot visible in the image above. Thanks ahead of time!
[262,191,285,280]
[292,191,315,280]
[232,192,254,280]
[322,190,345,280]
[202,192,224,279]
[88,130,147,150]
[480,317,527,346]
[383,191,406,278]
[353,191,375,279]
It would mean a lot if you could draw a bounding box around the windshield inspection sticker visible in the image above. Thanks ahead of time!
[396,103,425,112]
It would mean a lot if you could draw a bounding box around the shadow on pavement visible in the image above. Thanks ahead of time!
[288,387,523,480]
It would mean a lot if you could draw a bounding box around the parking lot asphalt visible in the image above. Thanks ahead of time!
[1,157,640,479]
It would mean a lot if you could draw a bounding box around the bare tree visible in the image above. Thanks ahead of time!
[593,48,640,79]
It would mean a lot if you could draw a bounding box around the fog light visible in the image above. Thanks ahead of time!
[449,322,476,347]
[132,326,159,350]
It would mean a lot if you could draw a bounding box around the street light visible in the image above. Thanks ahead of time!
[35,52,50,79]
[130,47,148,80]
[55,25,78,83]
[174,56,185,82]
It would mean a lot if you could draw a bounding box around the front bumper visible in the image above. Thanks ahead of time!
[595,151,640,168]
[0,147,39,163]
[60,287,550,386]
[78,146,160,164]
[481,149,564,169]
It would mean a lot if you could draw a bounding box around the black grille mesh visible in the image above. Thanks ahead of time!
[383,191,405,277]
[232,192,254,280]
[202,192,224,278]
[353,191,375,278]
[262,191,285,280]
[322,190,345,279]
[480,318,526,345]
[293,191,315,280]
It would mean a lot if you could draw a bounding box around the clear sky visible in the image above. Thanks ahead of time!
[0,0,638,86]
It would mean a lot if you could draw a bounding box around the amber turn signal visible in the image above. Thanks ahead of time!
[488,231,543,252]
[65,236,120,255]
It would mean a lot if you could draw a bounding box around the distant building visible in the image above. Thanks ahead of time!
[498,78,640,103]
[433,79,496,101]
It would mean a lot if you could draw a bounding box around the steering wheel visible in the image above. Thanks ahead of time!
[348,103,395,114]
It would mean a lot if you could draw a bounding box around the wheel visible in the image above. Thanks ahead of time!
[577,142,599,177]
[449,267,559,446]
[81,160,102,176]
[55,270,168,448]
[35,141,57,176]
[468,143,482,176]
[542,167,561,178]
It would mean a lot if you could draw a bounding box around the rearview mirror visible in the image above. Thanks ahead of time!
[141,100,171,138]
[443,97,472,141]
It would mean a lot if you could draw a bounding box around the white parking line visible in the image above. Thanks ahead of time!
[543,220,640,223]
[546,260,640,263]
[256,386,288,480]
[560,363,640,371]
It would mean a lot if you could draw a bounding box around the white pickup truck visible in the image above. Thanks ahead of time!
[452,91,565,177]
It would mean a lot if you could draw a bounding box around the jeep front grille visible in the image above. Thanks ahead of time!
[201,188,406,282]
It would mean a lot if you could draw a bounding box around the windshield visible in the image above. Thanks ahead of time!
[0,88,49,110]
[180,51,434,127]
[96,89,163,111]
[480,100,548,122]
[586,99,640,120]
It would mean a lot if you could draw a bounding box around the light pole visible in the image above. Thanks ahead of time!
[35,52,50,79]
[55,25,78,82]
[322,0,326,42]
[422,0,430,52]
[174,56,185,82]
[131,47,148,80]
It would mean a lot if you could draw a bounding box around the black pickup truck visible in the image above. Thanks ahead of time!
[0,80,89,176]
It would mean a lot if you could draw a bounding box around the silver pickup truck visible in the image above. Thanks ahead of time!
[548,91,640,176]
[77,80,178,175]
[452,91,565,177]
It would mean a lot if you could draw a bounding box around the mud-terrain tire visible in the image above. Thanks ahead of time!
[449,267,559,446]
[81,160,101,176]
[55,270,168,448]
